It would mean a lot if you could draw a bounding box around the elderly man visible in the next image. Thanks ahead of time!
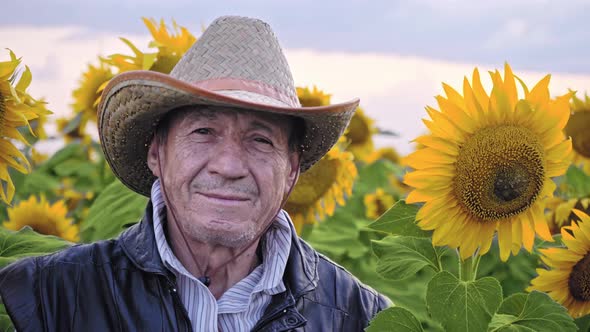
[0,16,389,331]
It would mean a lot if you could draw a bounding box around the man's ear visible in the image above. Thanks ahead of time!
[284,150,301,197]
[146,136,161,177]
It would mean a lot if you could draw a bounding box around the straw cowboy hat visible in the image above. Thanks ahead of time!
[98,15,359,196]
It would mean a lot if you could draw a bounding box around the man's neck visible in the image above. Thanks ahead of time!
[165,219,262,299]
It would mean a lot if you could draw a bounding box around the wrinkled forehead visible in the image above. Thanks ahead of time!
[169,105,295,132]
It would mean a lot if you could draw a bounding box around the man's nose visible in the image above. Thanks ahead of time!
[207,138,249,179]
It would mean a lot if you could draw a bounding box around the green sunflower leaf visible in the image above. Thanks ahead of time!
[53,159,96,177]
[426,271,502,332]
[574,314,590,331]
[487,291,577,332]
[366,307,424,332]
[372,235,439,280]
[80,179,147,242]
[565,165,590,197]
[19,171,61,194]
[0,301,14,332]
[304,213,367,259]
[35,142,86,172]
[367,200,429,237]
[477,242,538,297]
[0,226,71,269]
[355,159,395,194]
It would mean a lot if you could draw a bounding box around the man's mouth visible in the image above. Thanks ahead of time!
[198,191,251,204]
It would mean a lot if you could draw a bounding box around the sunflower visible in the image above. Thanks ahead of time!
[566,92,590,174]
[3,195,78,242]
[344,107,377,161]
[143,17,197,73]
[55,178,94,211]
[364,147,401,165]
[528,210,590,317]
[30,148,48,166]
[0,50,51,204]
[296,86,332,107]
[364,188,395,220]
[101,18,196,75]
[72,62,114,124]
[547,198,590,234]
[284,139,357,233]
[101,37,156,73]
[56,117,92,145]
[29,98,50,140]
[403,64,573,261]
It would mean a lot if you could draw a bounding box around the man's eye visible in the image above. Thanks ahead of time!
[254,137,273,145]
[193,128,212,135]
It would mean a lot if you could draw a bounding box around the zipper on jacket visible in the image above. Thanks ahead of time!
[164,277,194,332]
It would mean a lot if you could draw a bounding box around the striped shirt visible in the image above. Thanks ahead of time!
[151,179,293,332]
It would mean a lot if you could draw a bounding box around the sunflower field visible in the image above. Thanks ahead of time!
[2,18,590,332]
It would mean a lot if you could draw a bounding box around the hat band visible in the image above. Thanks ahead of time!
[192,77,300,107]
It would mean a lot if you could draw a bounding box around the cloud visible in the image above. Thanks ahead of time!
[0,26,150,116]
[2,0,590,73]
[3,25,590,157]
[288,49,590,154]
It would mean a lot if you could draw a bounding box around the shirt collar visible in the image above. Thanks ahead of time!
[150,179,292,295]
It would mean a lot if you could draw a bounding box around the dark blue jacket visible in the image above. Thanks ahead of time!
[0,203,389,331]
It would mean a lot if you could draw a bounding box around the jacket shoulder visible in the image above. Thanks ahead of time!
[298,240,391,319]
[0,255,44,331]
[0,239,124,331]
[38,239,121,267]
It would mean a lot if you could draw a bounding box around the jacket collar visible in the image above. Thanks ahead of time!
[118,202,319,296]
[119,202,169,274]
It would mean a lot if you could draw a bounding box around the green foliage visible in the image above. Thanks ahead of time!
[565,165,590,197]
[300,155,583,332]
[426,271,503,332]
[366,307,424,332]
[2,52,588,332]
[372,235,440,280]
[304,160,443,331]
[305,213,368,259]
[0,226,71,269]
[6,143,116,224]
[80,179,148,242]
[574,314,590,331]
[488,291,577,331]
[477,242,539,297]
[0,301,13,332]
[355,159,400,194]
[368,200,430,237]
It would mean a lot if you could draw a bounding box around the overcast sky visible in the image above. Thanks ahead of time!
[5,0,590,73]
[3,0,590,155]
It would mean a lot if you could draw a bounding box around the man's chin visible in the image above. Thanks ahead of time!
[186,223,258,248]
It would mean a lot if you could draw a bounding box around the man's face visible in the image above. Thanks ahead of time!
[147,107,300,248]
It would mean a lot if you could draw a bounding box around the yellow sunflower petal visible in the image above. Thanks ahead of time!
[413,135,459,155]
[406,64,569,262]
[511,218,523,255]
[403,148,456,169]
[284,141,357,233]
[471,68,490,113]
[532,203,553,241]
[497,219,513,261]
[3,195,78,242]
[435,95,477,134]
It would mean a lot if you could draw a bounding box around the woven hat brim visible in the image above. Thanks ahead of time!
[98,70,358,196]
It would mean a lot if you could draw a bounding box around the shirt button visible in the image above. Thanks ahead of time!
[286,316,298,326]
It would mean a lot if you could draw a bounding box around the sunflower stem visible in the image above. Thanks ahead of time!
[471,254,482,280]
[460,256,474,282]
